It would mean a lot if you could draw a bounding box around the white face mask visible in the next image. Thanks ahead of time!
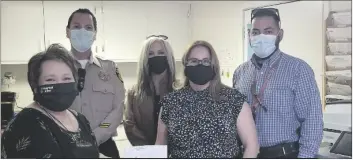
[70,28,95,53]
[250,34,277,58]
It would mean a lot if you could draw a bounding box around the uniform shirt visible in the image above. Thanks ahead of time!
[70,55,125,145]
[160,86,245,158]
[233,49,323,158]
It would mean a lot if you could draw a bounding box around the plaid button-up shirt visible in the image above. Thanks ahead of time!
[233,49,323,158]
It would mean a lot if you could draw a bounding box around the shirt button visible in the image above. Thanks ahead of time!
[261,72,264,75]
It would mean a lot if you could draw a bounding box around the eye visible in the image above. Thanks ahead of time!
[64,77,72,81]
[148,52,154,56]
[202,59,211,66]
[73,25,80,29]
[86,26,93,31]
[265,31,273,34]
[158,52,165,55]
[251,31,260,36]
[45,78,55,82]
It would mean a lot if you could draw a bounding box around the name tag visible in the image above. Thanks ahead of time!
[99,123,111,128]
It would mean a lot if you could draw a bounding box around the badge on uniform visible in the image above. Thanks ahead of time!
[115,66,124,83]
[98,70,111,82]
[99,123,111,128]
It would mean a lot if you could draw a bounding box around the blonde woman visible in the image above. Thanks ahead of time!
[124,35,177,146]
[155,40,259,158]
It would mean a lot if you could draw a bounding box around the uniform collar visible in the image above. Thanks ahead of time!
[72,52,102,68]
[90,55,102,68]
[251,49,282,69]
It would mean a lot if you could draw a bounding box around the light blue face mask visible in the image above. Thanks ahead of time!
[70,28,95,53]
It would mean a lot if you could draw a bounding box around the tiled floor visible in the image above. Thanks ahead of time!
[113,125,132,157]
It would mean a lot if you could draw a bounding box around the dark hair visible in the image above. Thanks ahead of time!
[67,8,97,31]
[27,44,78,92]
[251,8,281,27]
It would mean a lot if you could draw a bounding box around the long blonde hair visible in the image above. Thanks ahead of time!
[135,37,176,101]
[181,40,227,101]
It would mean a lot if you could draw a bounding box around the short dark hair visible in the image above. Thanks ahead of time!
[27,44,78,92]
[67,8,97,31]
[251,8,281,27]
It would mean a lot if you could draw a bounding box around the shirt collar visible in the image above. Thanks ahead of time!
[250,49,282,69]
[72,52,102,68]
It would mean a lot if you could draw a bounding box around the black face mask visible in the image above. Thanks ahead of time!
[185,65,214,85]
[148,56,168,74]
[34,82,78,112]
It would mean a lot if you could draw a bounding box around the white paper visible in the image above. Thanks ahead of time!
[99,153,111,158]
[325,55,352,71]
[327,27,352,42]
[326,70,352,85]
[332,12,352,26]
[328,42,352,55]
[327,82,352,96]
[123,145,167,158]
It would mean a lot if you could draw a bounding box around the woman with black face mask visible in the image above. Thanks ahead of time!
[155,41,259,158]
[1,44,99,158]
[124,35,178,146]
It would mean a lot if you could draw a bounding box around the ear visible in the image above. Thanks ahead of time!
[66,28,70,39]
[247,30,252,46]
[279,29,284,41]
[93,31,97,41]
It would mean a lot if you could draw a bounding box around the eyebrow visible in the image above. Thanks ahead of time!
[264,27,274,30]
[71,22,93,27]
[43,73,71,78]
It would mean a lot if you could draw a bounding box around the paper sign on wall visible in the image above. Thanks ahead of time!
[123,145,168,158]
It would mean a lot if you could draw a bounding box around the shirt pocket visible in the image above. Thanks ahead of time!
[264,87,294,114]
[91,83,115,113]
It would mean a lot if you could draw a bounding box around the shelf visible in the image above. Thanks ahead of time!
[1,61,28,65]
[324,9,352,105]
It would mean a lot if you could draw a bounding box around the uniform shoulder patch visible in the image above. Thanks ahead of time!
[114,63,124,83]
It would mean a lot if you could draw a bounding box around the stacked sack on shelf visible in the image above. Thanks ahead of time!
[325,11,352,103]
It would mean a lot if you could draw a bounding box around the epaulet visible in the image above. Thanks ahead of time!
[95,55,109,61]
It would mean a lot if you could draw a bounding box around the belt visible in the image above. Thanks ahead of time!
[259,142,299,158]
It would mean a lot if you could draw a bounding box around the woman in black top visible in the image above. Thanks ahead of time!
[1,44,99,158]
[155,41,259,158]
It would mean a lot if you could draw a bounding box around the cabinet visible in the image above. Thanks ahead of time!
[1,1,192,64]
[42,1,102,54]
[101,1,148,62]
[101,1,191,62]
[1,1,45,64]
[145,2,191,61]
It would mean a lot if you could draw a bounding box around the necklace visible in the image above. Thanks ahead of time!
[40,105,71,131]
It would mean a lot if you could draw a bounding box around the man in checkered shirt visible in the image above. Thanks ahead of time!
[233,8,323,158]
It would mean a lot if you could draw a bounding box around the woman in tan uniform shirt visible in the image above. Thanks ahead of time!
[124,35,178,146]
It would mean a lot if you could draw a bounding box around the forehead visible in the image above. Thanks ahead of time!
[40,60,72,76]
[252,16,278,30]
[70,12,94,25]
[189,46,210,59]
[150,41,164,50]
